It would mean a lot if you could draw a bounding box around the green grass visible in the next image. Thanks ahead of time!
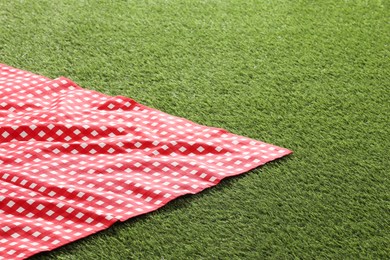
[1,0,389,259]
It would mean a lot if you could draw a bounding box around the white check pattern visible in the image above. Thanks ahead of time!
[0,64,291,259]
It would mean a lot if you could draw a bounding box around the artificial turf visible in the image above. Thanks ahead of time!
[1,0,389,259]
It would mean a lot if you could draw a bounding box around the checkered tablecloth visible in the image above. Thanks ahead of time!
[0,64,291,259]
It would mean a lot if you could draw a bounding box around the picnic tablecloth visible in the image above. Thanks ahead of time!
[0,64,291,259]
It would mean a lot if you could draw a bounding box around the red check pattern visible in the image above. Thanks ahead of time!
[0,64,291,259]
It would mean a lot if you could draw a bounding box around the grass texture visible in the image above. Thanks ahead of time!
[1,0,389,259]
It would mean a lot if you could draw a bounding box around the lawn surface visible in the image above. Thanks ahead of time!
[1,0,389,259]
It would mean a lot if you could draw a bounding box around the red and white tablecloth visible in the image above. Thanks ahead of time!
[0,64,291,259]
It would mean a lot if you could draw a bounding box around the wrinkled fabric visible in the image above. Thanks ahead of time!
[0,64,291,259]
